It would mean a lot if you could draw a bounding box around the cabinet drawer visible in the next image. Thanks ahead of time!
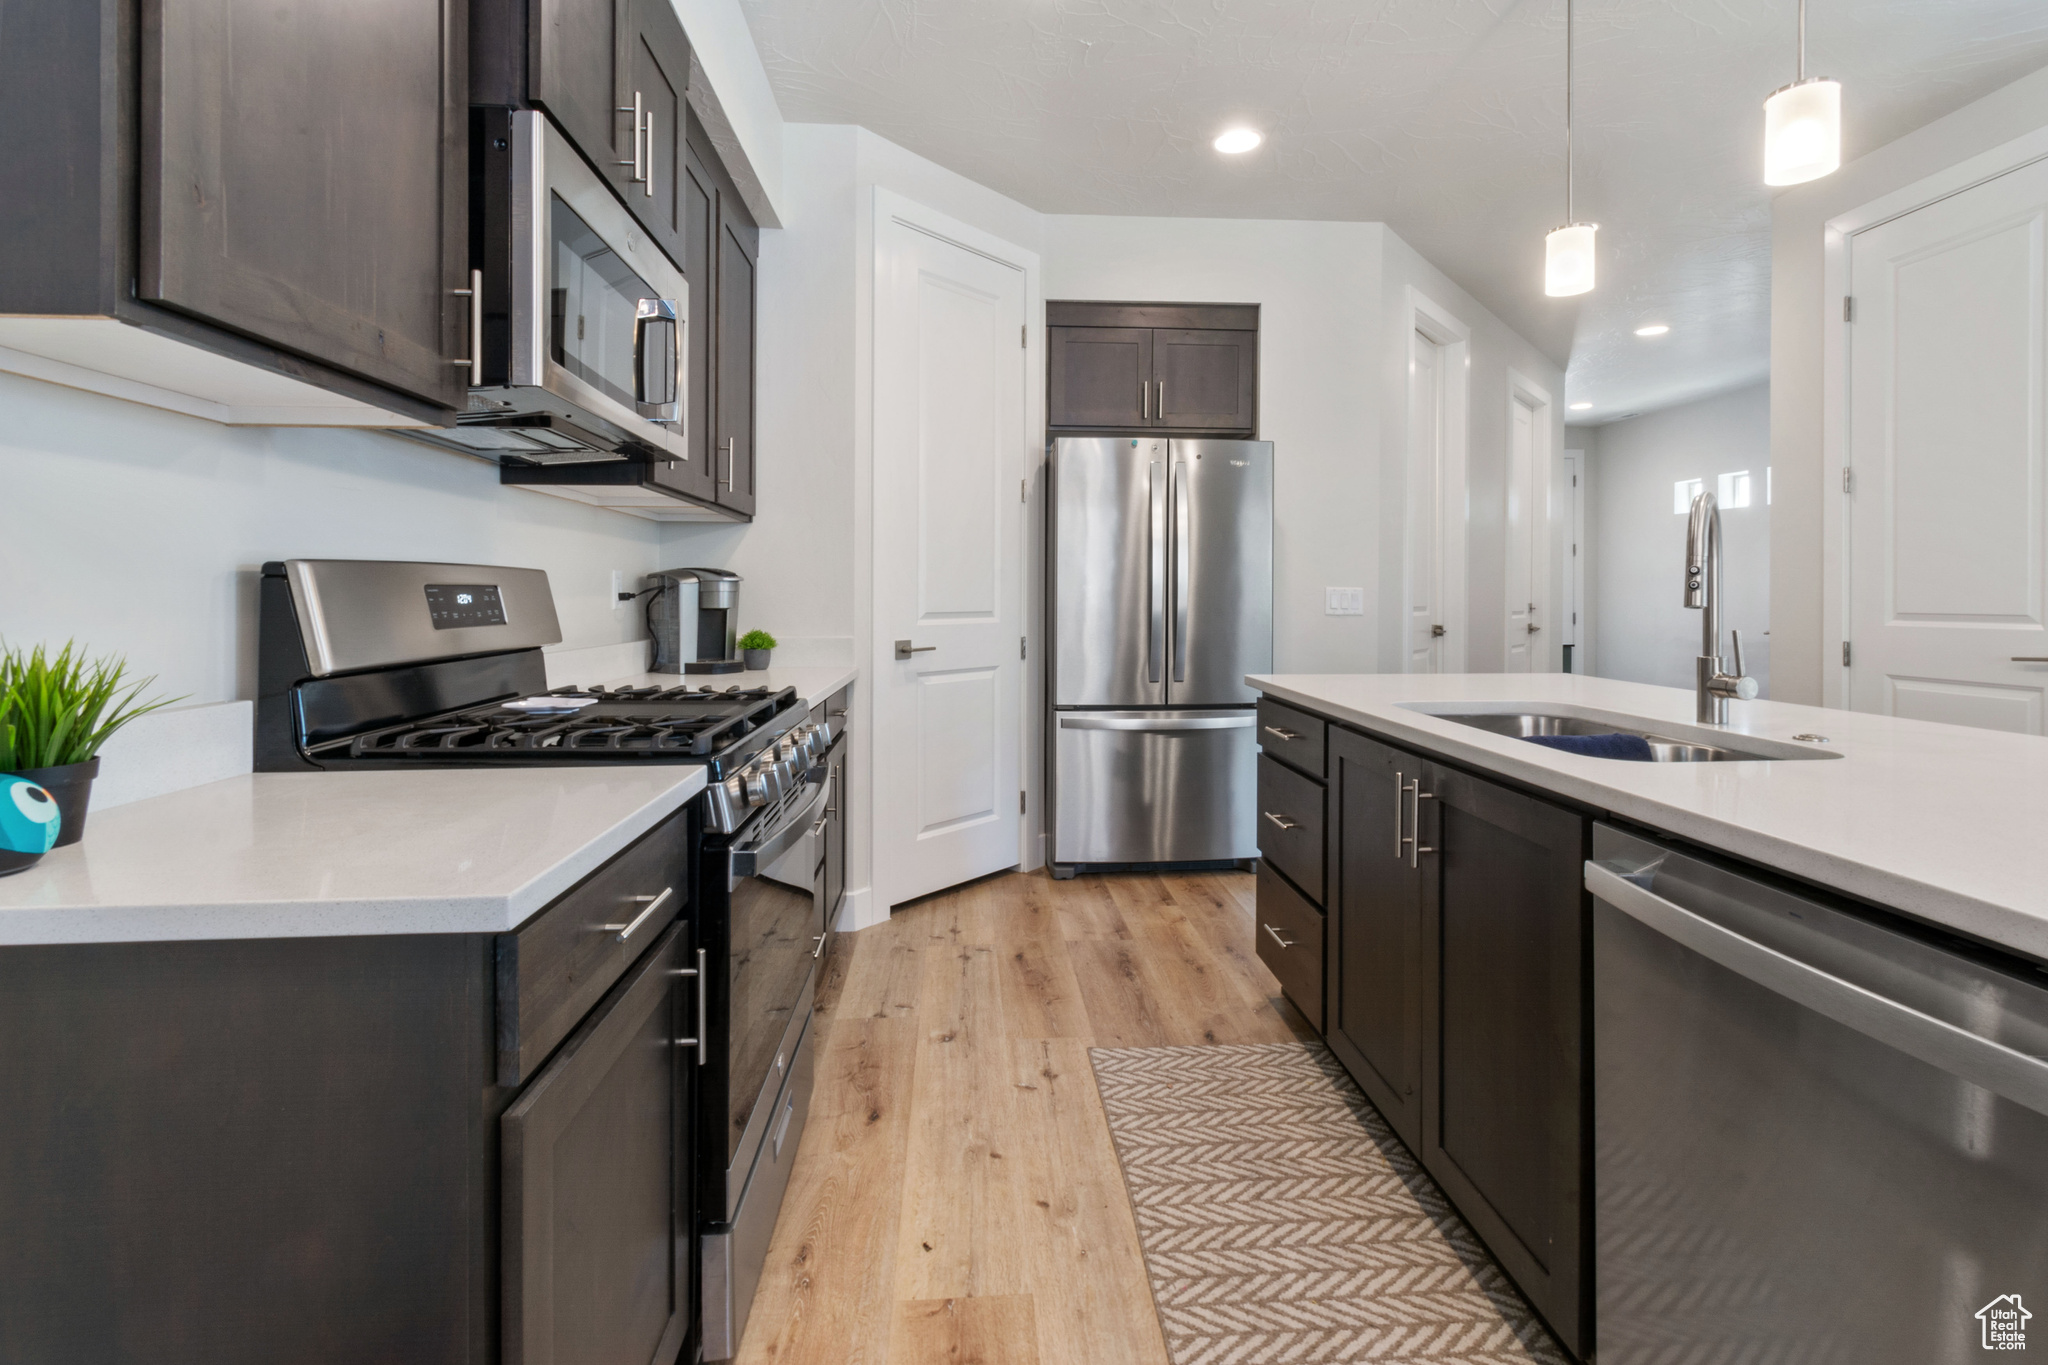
[1256,862,1324,1031]
[1257,698,1326,779]
[496,808,689,1085]
[1257,753,1325,903]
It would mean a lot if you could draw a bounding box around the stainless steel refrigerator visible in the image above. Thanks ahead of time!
[1049,436,1273,872]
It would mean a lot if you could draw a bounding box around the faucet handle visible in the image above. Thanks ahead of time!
[1730,628,1746,678]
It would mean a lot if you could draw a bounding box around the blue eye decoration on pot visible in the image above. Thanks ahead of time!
[0,775,62,875]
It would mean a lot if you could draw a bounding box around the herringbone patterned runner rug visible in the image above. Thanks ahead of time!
[1090,1040,1571,1365]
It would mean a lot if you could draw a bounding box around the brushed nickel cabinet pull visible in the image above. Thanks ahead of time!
[616,92,646,182]
[1262,923,1295,950]
[1409,782,1436,869]
[1393,769,1405,859]
[450,269,482,385]
[1262,811,1300,831]
[602,885,673,942]
[672,948,708,1065]
[1262,725,1301,742]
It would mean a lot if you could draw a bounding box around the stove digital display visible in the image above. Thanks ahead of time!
[424,583,508,630]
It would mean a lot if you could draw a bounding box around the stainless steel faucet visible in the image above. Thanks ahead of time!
[1685,491,1758,724]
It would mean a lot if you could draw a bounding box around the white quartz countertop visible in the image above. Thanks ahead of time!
[0,766,706,946]
[589,664,856,708]
[1250,673,2048,963]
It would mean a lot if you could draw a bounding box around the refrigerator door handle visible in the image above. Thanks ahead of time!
[1058,714,1255,732]
[1148,459,1166,684]
[1172,460,1191,683]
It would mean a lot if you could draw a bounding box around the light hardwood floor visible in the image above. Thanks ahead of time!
[734,869,1316,1365]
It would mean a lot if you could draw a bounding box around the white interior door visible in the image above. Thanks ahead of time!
[1504,392,1540,671]
[873,207,1027,906]
[1846,158,2048,733]
[1563,450,1582,671]
[1407,329,1445,671]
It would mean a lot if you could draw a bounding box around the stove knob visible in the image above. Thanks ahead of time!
[742,767,772,806]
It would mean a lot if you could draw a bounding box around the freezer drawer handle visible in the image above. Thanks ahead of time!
[1262,811,1301,832]
[1058,715,1255,731]
[1262,725,1301,741]
[1586,860,2048,1120]
[1262,922,1295,950]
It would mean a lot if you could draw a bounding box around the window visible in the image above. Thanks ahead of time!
[1718,470,1753,509]
[1674,478,1703,514]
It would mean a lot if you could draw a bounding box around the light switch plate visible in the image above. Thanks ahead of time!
[1326,587,1365,616]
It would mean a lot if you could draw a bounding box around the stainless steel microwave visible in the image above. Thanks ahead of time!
[409,110,686,466]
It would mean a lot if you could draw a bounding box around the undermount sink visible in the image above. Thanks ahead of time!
[1406,707,1843,762]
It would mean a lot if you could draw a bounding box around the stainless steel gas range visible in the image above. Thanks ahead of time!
[255,558,837,1363]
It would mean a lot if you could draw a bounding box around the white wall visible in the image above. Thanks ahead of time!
[663,123,1050,921]
[1044,216,1382,674]
[1771,63,2048,705]
[670,0,786,223]
[1379,231,1567,674]
[0,372,667,709]
[1592,382,1771,693]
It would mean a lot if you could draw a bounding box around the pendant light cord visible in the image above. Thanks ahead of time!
[1797,0,1807,81]
[1565,0,1574,223]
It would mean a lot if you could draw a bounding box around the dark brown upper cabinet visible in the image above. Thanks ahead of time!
[683,116,758,517]
[1047,301,1258,435]
[523,0,690,273]
[0,0,467,420]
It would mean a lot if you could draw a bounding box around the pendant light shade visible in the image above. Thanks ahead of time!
[1763,77,1841,185]
[1545,223,1598,297]
[1543,0,1595,297]
[1763,0,1840,186]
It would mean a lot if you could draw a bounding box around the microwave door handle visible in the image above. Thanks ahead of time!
[1173,459,1190,684]
[1148,459,1165,685]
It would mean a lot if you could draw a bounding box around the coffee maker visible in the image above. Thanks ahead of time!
[647,568,744,674]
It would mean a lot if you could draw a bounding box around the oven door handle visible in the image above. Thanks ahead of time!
[729,779,833,878]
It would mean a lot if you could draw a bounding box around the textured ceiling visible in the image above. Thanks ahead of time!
[740,0,2048,422]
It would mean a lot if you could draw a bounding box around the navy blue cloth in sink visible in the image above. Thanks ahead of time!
[1520,732,1655,761]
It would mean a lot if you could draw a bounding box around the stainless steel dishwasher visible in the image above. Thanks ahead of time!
[1589,824,2048,1364]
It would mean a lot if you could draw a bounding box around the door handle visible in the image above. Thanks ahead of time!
[812,932,828,960]
[450,268,482,386]
[616,91,647,183]
[1432,624,1447,637]
[1262,923,1295,950]
[1408,780,1435,869]
[1527,623,1541,634]
[721,437,736,489]
[1393,769,1405,859]
[1148,459,1166,684]
[603,886,673,942]
[1173,460,1190,683]
[642,108,655,198]
[1262,811,1300,831]
[1158,381,1166,416]
[672,947,707,1066]
[894,640,937,660]
[1141,379,1150,421]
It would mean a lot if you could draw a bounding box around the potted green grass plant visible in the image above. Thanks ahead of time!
[0,642,180,846]
[737,629,777,671]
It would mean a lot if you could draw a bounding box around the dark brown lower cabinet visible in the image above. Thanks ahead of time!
[1419,760,1589,1359]
[1325,728,1425,1154]
[1311,717,1593,1361]
[503,921,694,1365]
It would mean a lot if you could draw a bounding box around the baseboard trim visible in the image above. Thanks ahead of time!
[836,886,884,932]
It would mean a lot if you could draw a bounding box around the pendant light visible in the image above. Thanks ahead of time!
[1544,0,1596,297]
[1763,0,1841,186]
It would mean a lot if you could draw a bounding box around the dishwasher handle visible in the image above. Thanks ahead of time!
[1587,859,2048,1120]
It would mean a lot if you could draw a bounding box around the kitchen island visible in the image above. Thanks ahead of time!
[1250,671,2048,1364]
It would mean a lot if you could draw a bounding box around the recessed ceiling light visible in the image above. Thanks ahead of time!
[1570,401,1593,411]
[1213,128,1262,154]
[1635,324,1671,337]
